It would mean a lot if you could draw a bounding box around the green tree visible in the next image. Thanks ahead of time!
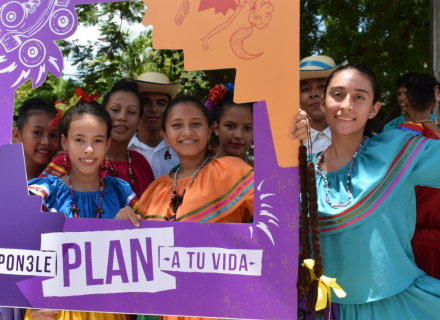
[299,0,430,122]
[14,75,81,115]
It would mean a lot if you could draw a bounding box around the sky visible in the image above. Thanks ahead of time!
[62,21,148,79]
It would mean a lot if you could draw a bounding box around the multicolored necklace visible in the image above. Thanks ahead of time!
[68,175,104,218]
[170,156,211,221]
[315,138,366,208]
[106,151,135,189]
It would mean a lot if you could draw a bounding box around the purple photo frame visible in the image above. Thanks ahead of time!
[0,1,299,319]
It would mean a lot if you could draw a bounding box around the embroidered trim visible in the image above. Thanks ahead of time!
[176,169,254,221]
[318,136,427,233]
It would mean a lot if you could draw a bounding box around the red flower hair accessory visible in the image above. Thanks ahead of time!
[208,85,227,105]
[50,88,99,128]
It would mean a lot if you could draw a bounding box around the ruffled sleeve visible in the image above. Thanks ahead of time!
[103,177,139,210]
[137,157,254,223]
[28,176,70,212]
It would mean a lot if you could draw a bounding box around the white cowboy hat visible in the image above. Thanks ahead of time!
[300,55,348,80]
[130,72,181,98]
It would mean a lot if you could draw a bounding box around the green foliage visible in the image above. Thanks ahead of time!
[15,0,432,124]
[14,75,81,115]
[56,0,212,99]
[300,0,431,120]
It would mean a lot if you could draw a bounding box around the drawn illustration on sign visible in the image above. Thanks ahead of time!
[0,0,75,88]
[174,0,275,60]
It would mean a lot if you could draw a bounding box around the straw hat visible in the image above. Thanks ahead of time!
[130,72,181,98]
[300,55,348,80]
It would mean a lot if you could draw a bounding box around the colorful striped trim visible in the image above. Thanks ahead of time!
[397,122,424,135]
[398,127,423,135]
[177,169,254,222]
[28,185,49,199]
[126,193,137,207]
[199,182,253,222]
[42,162,67,177]
[318,135,427,233]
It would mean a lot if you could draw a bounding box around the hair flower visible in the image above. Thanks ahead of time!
[225,83,235,92]
[208,85,227,105]
[205,100,215,112]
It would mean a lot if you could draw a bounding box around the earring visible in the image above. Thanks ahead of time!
[206,144,213,157]
[102,155,110,171]
[164,144,172,160]
[63,151,71,171]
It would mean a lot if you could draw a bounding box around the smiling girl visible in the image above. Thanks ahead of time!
[298,64,440,319]
[26,92,137,320]
[12,98,59,180]
[208,85,254,167]
[116,95,254,320]
[39,81,154,197]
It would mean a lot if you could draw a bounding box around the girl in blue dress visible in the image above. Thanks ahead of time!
[298,64,440,319]
[26,91,137,320]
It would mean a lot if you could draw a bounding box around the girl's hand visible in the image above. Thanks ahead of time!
[115,206,142,227]
[289,109,310,144]
[30,309,59,320]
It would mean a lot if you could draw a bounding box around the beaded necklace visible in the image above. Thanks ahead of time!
[106,151,135,189]
[315,138,366,208]
[68,175,104,218]
[170,156,211,221]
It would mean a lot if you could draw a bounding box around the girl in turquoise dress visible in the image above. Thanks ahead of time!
[26,91,137,320]
[298,64,440,319]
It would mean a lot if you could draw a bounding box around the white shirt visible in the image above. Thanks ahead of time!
[128,133,180,178]
[306,127,332,155]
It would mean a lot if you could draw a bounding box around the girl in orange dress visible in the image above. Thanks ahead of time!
[116,95,254,320]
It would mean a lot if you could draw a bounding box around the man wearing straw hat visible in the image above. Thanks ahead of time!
[299,55,348,154]
[128,72,181,178]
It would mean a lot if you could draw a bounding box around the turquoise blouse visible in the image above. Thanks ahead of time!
[314,125,440,304]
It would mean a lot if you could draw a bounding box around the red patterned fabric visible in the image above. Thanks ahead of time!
[411,123,440,279]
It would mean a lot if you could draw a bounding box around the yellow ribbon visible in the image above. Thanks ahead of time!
[302,259,347,317]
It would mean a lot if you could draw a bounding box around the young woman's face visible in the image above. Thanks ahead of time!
[13,113,59,168]
[321,69,380,136]
[106,91,141,143]
[61,114,110,176]
[214,106,253,158]
[161,103,212,159]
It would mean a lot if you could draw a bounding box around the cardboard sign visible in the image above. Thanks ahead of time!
[0,0,299,319]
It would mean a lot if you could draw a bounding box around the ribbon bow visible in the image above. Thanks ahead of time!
[75,88,99,102]
[302,259,346,317]
[50,88,99,128]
